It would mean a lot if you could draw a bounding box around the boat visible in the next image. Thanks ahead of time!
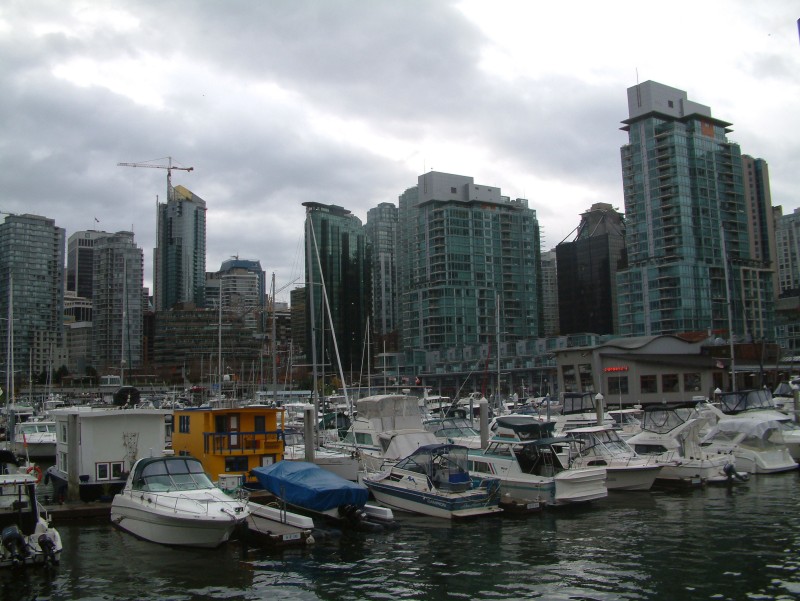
[244,502,316,547]
[46,406,172,503]
[251,461,394,529]
[282,427,361,481]
[564,425,662,491]
[468,417,608,507]
[110,455,249,548]
[700,414,797,474]
[626,403,740,486]
[12,417,57,460]
[422,416,482,449]
[550,391,615,433]
[364,443,503,519]
[0,449,63,568]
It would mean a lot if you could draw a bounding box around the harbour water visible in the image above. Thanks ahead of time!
[3,472,800,601]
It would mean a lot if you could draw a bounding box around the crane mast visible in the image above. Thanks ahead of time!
[117,156,194,200]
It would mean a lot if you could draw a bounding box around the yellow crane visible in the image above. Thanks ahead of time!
[117,156,194,196]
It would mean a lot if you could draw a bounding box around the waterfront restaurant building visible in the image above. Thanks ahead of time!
[555,335,732,407]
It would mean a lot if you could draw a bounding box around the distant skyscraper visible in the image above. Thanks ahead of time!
[66,230,110,299]
[742,155,778,301]
[303,202,369,376]
[617,81,774,340]
[207,258,266,332]
[540,250,560,337]
[397,172,541,361]
[365,202,398,349]
[556,203,625,335]
[154,184,207,311]
[0,214,65,380]
[91,231,144,373]
[776,207,800,296]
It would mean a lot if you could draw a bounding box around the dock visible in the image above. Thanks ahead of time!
[43,501,111,522]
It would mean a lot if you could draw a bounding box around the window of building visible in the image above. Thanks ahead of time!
[608,376,629,395]
[562,365,577,392]
[254,416,266,432]
[111,462,125,479]
[579,364,594,392]
[684,372,701,393]
[662,374,679,393]
[96,463,110,481]
[641,375,658,394]
[179,415,190,433]
[224,456,249,472]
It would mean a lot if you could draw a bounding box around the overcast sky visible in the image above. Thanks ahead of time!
[1,1,798,302]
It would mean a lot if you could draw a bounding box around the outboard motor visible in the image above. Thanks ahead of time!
[38,533,59,565]
[2,525,30,565]
[723,462,748,482]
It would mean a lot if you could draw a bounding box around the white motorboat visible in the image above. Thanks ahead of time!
[469,417,607,507]
[0,450,62,568]
[12,417,57,460]
[550,392,615,433]
[627,403,740,486]
[700,414,798,474]
[245,502,316,547]
[422,416,482,449]
[363,443,503,519]
[565,425,662,491]
[111,455,249,548]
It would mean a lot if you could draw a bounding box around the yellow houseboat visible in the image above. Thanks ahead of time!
[171,402,286,486]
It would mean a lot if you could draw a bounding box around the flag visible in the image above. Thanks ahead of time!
[94,217,99,223]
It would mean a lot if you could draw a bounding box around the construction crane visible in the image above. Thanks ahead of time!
[117,156,193,197]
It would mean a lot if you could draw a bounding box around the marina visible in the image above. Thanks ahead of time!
[1,472,799,600]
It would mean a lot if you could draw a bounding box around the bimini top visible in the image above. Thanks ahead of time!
[251,461,368,512]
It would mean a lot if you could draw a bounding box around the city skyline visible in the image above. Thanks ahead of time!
[1,2,798,301]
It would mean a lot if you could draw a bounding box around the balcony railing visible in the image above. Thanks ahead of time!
[203,430,285,455]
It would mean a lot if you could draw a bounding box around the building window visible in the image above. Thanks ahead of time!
[684,372,701,393]
[254,416,266,433]
[662,374,679,393]
[641,375,658,394]
[579,364,595,392]
[562,365,577,392]
[224,456,249,472]
[179,415,190,433]
[96,463,110,481]
[608,376,629,395]
[111,462,125,479]
[59,423,68,443]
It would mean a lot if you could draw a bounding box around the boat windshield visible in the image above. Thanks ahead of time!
[717,389,776,414]
[642,406,696,433]
[134,458,215,492]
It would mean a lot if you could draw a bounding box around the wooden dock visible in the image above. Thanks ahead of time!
[42,501,111,522]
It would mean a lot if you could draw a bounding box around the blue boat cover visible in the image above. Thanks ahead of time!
[251,461,369,512]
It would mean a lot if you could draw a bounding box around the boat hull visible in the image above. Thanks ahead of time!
[110,492,246,548]
[245,504,315,547]
[605,465,662,491]
[553,467,608,504]
[364,477,502,519]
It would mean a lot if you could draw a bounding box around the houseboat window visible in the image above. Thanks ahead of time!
[57,451,68,473]
[254,416,266,432]
[179,415,190,433]
[111,462,125,479]
[662,374,679,393]
[96,463,110,481]
[640,375,658,394]
[225,457,248,472]
[59,423,68,443]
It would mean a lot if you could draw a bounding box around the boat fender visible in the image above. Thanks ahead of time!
[26,465,43,484]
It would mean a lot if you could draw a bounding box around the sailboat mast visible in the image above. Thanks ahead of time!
[271,272,277,404]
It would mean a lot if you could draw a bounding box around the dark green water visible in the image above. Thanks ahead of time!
[3,473,800,600]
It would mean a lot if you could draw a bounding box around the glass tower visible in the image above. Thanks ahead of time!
[365,202,398,348]
[617,81,774,340]
[0,214,65,381]
[398,171,541,362]
[154,184,207,311]
[303,202,369,378]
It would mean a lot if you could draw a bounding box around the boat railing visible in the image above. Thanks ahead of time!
[134,489,229,516]
[203,430,285,455]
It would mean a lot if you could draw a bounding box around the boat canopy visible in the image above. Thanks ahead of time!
[716,389,776,414]
[394,444,472,490]
[251,461,368,512]
[130,456,215,492]
[703,416,787,441]
[494,417,556,440]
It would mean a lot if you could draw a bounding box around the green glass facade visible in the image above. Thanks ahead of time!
[398,172,541,363]
[303,202,369,377]
[617,82,774,339]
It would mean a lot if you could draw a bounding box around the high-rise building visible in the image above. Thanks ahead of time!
[365,202,399,349]
[214,258,266,332]
[303,202,369,378]
[742,155,778,300]
[556,203,625,335]
[154,184,207,311]
[397,172,541,364]
[540,250,559,337]
[66,230,110,299]
[776,207,800,296]
[0,214,65,381]
[617,81,774,340]
[91,231,144,373]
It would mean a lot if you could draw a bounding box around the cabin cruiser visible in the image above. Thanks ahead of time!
[363,444,503,519]
[697,389,800,470]
[0,450,62,568]
[12,417,57,460]
[111,455,249,548]
[626,403,739,486]
[550,392,615,434]
[469,417,607,507]
[422,416,482,449]
[566,425,662,490]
